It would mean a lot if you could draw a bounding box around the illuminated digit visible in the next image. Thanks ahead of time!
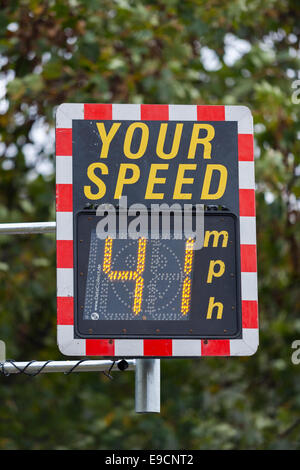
[102,237,147,315]
[181,237,195,316]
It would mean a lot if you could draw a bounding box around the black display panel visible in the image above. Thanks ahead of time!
[75,211,242,339]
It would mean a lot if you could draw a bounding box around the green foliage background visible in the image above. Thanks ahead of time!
[0,0,299,450]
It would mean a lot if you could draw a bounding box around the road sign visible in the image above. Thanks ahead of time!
[56,104,258,358]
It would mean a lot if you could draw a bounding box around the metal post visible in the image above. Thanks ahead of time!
[135,359,160,413]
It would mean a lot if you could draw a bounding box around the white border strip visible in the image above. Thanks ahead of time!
[241,272,258,301]
[57,268,74,297]
[225,105,253,134]
[230,329,259,356]
[115,339,143,356]
[56,103,84,129]
[56,155,73,184]
[169,105,197,121]
[57,325,86,356]
[56,212,73,241]
[240,216,256,245]
[238,162,255,189]
[112,104,141,120]
[172,339,202,356]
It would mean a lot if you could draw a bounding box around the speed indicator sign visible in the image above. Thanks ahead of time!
[56,104,258,358]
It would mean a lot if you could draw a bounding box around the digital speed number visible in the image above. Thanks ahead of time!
[82,232,195,323]
[102,236,147,316]
[102,236,195,318]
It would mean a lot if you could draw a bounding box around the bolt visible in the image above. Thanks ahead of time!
[117,360,129,371]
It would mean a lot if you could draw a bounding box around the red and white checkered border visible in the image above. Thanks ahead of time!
[56,104,258,357]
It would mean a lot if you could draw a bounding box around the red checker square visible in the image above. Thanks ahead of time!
[57,240,74,268]
[143,339,172,356]
[197,105,225,121]
[57,297,74,325]
[239,189,256,216]
[201,339,230,356]
[238,134,254,161]
[56,184,73,212]
[56,129,72,156]
[141,104,169,121]
[242,301,259,328]
[84,104,112,120]
[240,244,257,272]
[86,339,115,356]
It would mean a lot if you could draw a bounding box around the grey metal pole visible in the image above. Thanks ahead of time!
[135,359,160,413]
[0,222,56,235]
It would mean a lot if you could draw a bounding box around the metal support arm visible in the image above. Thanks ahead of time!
[1,359,135,375]
[0,222,56,235]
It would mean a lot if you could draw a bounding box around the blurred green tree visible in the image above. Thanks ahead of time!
[0,0,299,449]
